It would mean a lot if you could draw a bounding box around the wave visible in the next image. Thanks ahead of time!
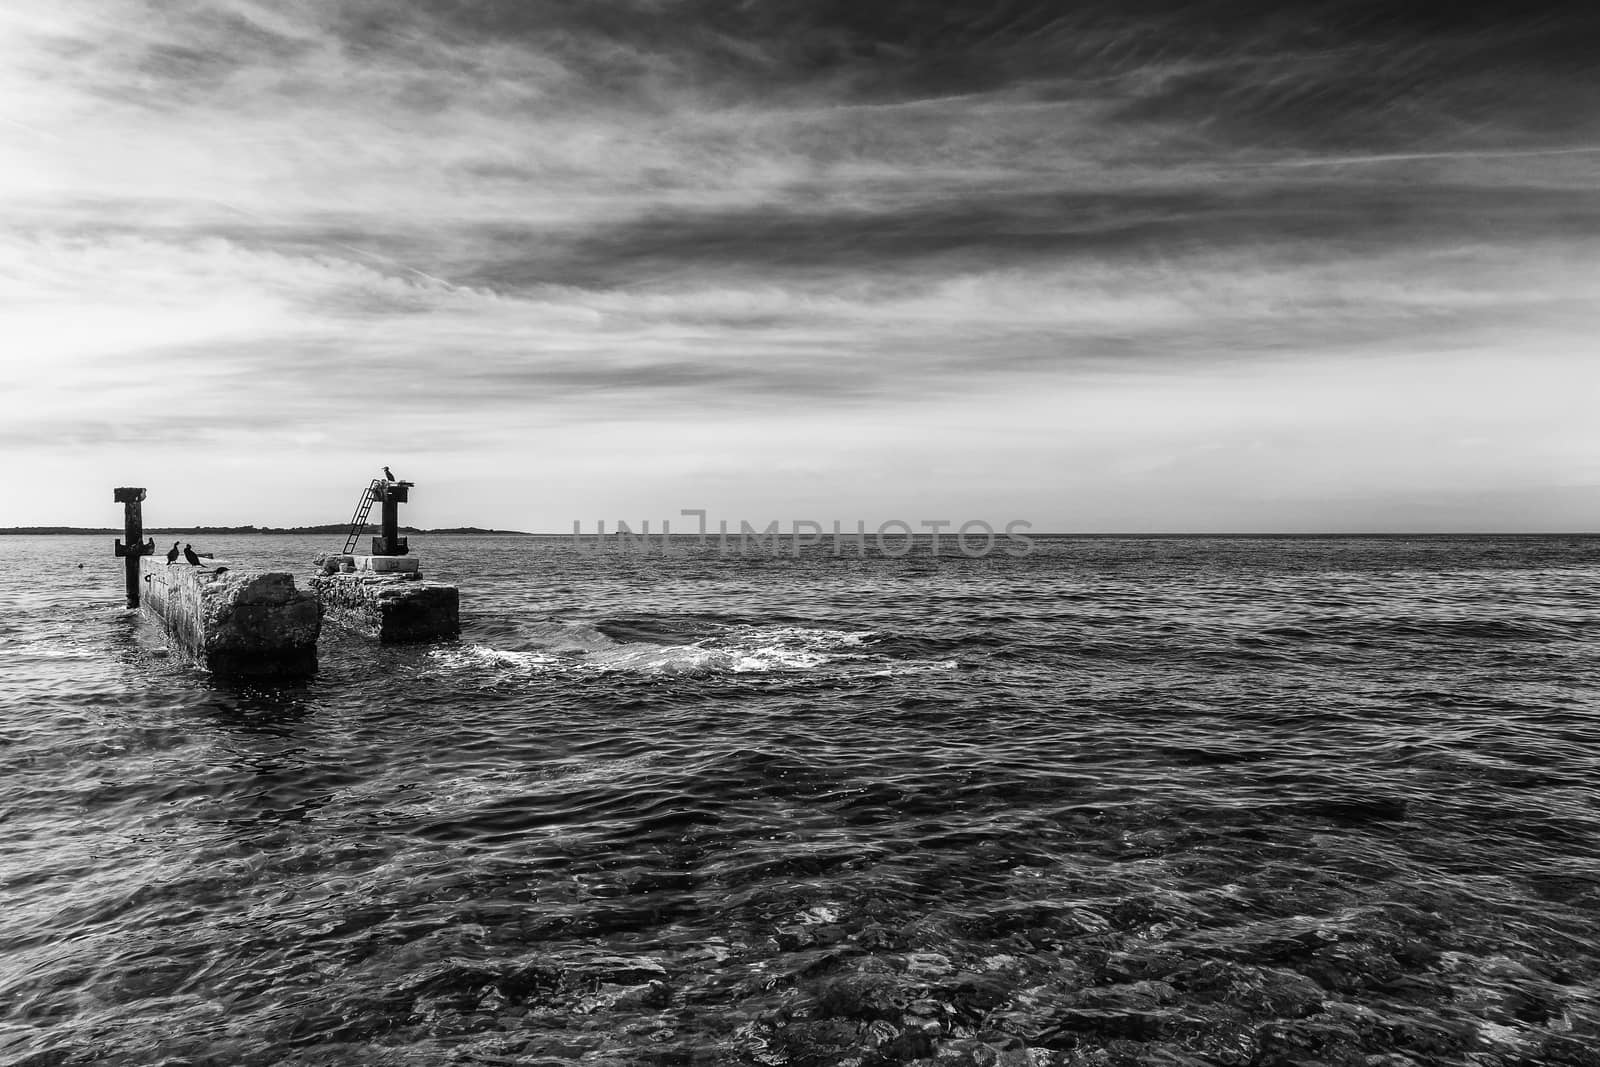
[425,621,946,679]
[0,639,99,661]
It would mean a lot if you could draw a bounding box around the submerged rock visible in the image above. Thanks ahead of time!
[813,972,904,1022]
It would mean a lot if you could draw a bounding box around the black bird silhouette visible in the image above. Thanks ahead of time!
[166,541,180,563]
[183,544,201,566]
[383,465,396,482]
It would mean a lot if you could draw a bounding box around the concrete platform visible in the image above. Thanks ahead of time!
[140,558,322,678]
[355,555,420,574]
[309,572,460,643]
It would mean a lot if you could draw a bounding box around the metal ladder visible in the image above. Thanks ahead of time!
[341,480,383,554]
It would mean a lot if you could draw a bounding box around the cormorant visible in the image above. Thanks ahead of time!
[383,465,396,482]
[183,544,201,566]
[166,541,180,563]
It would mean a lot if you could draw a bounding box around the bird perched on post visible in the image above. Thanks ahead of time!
[383,465,396,482]
[183,544,202,566]
[166,541,180,563]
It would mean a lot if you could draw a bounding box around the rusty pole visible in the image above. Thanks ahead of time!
[372,481,411,556]
[113,487,154,607]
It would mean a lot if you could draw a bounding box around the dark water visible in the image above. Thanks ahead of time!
[3,534,1599,1066]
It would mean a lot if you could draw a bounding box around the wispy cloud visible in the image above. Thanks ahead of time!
[4,0,1599,528]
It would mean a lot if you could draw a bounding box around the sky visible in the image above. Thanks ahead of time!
[3,0,1598,532]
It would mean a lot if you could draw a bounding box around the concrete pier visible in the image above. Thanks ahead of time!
[310,557,460,643]
[141,557,322,678]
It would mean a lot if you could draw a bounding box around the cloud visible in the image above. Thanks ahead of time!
[7,219,1596,452]
[4,0,1599,527]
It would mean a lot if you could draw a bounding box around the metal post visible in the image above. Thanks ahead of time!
[381,493,400,552]
[112,487,154,608]
[370,481,411,556]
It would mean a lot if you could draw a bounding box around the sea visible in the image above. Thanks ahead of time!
[1,533,1597,1066]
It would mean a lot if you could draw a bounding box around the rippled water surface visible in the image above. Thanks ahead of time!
[3,535,1599,1066]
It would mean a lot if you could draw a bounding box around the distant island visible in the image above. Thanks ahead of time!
[0,525,533,536]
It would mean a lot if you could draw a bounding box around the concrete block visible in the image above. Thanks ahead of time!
[141,558,321,677]
[310,572,460,643]
[357,555,420,574]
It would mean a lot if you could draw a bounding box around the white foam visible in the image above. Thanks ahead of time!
[591,644,731,676]
[514,620,619,653]
[427,624,961,681]
[795,904,842,924]
[694,625,880,674]
[427,644,561,673]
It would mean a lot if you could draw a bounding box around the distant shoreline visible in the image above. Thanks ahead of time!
[3,528,1591,538]
[0,526,533,536]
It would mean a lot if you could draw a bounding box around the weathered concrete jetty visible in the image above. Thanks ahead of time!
[113,487,322,678]
[309,477,460,643]
[141,556,322,677]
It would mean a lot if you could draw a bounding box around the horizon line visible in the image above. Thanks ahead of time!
[4,527,1595,539]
